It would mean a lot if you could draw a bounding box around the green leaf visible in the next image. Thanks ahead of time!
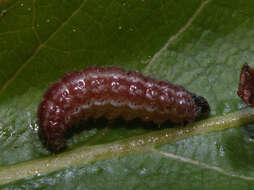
[1,0,254,189]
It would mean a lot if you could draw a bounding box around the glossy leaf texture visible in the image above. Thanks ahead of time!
[1,0,254,189]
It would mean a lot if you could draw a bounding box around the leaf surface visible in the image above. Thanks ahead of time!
[1,0,254,189]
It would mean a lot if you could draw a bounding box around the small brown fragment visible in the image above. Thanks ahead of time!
[237,63,254,106]
[0,9,7,16]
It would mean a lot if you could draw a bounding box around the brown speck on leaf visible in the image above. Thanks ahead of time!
[237,63,254,106]
[1,9,7,16]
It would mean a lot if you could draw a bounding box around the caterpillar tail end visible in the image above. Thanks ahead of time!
[38,127,66,153]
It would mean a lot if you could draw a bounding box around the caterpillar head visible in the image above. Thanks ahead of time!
[192,94,210,119]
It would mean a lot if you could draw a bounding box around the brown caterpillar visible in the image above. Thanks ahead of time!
[37,66,210,152]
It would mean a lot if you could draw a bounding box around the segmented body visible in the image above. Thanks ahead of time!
[37,66,210,152]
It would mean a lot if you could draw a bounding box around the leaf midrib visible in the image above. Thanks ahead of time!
[1,107,254,185]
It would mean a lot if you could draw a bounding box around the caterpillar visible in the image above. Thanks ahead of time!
[37,66,210,152]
